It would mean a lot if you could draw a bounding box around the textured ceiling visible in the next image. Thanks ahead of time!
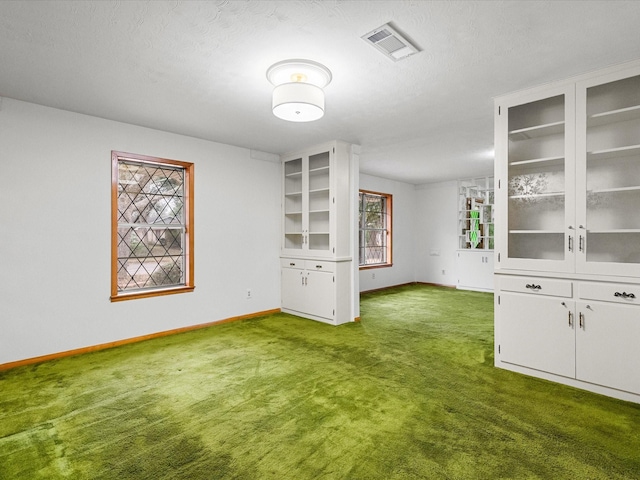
[1,0,640,184]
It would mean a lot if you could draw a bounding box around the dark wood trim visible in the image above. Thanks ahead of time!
[111,151,195,301]
[414,281,457,289]
[359,263,393,271]
[110,286,195,302]
[111,151,119,298]
[360,281,456,295]
[358,189,392,268]
[0,308,281,372]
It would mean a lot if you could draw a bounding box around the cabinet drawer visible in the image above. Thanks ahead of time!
[305,260,334,273]
[579,282,640,305]
[499,276,572,297]
[281,258,304,269]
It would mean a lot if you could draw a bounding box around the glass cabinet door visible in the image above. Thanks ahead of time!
[283,157,303,251]
[282,147,334,257]
[307,151,331,252]
[498,85,575,272]
[577,69,640,276]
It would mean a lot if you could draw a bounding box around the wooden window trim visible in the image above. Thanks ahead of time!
[111,151,194,302]
[359,189,392,269]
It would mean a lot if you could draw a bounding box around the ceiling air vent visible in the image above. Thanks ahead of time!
[362,23,419,62]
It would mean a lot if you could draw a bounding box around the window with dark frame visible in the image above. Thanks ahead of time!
[359,190,392,267]
[111,151,194,301]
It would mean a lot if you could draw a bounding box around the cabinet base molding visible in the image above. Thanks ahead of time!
[281,308,355,326]
[495,360,640,405]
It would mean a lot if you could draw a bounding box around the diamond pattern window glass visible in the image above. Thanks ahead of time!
[359,190,392,267]
[111,151,194,301]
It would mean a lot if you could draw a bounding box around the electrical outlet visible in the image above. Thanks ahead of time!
[371,273,376,280]
[246,289,252,299]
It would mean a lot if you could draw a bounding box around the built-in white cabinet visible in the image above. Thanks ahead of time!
[497,278,575,379]
[458,177,494,250]
[494,61,640,404]
[495,63,640,277]
[495,84,576,273]
[456,177,495,292]
[280,141,356,325]
[280,258,352,325]
[282,141,352,259]
[456,250,494,292]
[576,69,640,276]
[496,275,640,402]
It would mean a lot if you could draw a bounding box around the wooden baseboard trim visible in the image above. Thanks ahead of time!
[0,308,281,372]
[414,282,457,289]
[359,282,416,295]
[360,282,457,295]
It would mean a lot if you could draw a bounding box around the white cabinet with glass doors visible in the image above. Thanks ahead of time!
[457,177,495,251]
[282,141,351,259]
[495,84,576,273]
[494,60,640,404]
[495,62,640,277]
[576,67,640,276]
[281,141,356,326]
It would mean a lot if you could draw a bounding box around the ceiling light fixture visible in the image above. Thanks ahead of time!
[266,59,332,122]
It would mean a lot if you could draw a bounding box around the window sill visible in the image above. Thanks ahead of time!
[359,263,393,270]
[110,286,195,302]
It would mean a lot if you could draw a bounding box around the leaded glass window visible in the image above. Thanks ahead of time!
[111,151,194,301]
[359,191,392,267]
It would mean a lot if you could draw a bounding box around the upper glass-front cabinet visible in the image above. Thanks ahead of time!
[496,85,576,272]
[496,64,640,277]
[576,68,640,276]
[282,146,333,257]
[458,177,494,250]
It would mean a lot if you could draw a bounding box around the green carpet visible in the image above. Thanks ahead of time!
[1,285,639,479]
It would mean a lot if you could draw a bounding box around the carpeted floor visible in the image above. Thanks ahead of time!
[1,284,639,479]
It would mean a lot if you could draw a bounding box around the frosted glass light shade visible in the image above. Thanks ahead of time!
[266,59,332,89]
[272,82,325,122]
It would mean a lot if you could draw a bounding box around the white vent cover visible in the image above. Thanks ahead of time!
[362,23,419,61]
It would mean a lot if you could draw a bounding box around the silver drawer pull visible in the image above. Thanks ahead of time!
[316,265,322,269]
[526,284,542,291]
[289,263,296,266]
[614,291,636,299]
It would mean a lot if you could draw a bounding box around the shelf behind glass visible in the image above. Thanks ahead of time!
[588,104,640,127]
[508,231,565,261]
[588,144,640,160]
[509,121,564,140]
[509,155,564,167]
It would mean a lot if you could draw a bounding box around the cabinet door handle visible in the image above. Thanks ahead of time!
[579,235,584,253]
[579,312,584,329]
[614,291,636,299]
[568,311,573,327]
[568,235,573,252]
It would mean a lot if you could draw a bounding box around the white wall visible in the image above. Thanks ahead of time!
[414,180,458,286]
[358,173,416,292]
[0,99,281,365]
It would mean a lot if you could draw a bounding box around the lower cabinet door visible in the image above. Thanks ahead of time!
[305,270,334,320]
[281,267,306,314]
[576,301,640,395]
[499,292,575,378]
